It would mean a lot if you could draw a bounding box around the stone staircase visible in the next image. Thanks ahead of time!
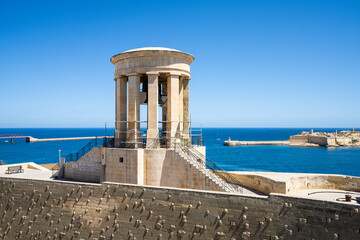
[174,145,243,193]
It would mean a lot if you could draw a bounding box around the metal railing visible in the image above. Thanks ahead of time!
[175,144,243,193]
[63,134,242,193]
[105,135,203,149]
[64,137,112,162]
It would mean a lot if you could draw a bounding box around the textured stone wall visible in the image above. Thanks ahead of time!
[232,174,287,194]
[104,148,142,185]
[138,148,224,191]
[289,135,309,143]
[232,173,360,195]
[63,148,102,183]
[64,147,224,192]
[0,177,359,240]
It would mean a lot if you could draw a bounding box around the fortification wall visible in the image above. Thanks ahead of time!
[308,136,333,146]
[289,135,308,143]
[0,177,359,240]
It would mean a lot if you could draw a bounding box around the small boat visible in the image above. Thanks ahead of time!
[216,132,220,140]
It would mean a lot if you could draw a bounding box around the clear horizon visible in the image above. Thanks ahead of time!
[1,0,359,128]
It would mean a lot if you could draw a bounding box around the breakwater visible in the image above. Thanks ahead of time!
[27,136,110,142]
[224,140,289,146]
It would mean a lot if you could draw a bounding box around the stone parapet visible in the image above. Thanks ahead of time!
[0,178,359,239]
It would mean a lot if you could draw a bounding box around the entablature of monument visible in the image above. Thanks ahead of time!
[113,71,191,80]
[110,49,194,65]
[114,67,191,78]
[111,48,194,78]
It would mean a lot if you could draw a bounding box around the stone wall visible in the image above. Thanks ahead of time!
[104,147,224,192]
[104,148,143,185]
[308,136,333,146]
[232,172,360,195]
[64,147,224,192]
[289,135,309,143]
[0,177,359,240]
[290,135,354,146]
[231,174,287,194]
[288,174,360,193]
[63,147,102,183]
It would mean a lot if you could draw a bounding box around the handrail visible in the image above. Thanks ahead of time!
[64,135,242,193]
[65,137,112,162]
[177,144,243,193]
[190,147,243,189]
[105,135,203,149]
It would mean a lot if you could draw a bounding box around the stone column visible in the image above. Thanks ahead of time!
[114,76,121,139]
[146,72,159,147]
[179,77,184,136]
[127,73,141,147]
[115,76,127,142]
[161,82,167,142]
[183,78,190,145]
[167,73,180,144]
[119,76,128,142]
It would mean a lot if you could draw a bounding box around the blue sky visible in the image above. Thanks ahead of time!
[0,0,359,128]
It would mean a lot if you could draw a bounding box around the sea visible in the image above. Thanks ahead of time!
[0,128,359,177]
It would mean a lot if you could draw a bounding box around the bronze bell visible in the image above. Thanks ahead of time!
[141,81,167,105]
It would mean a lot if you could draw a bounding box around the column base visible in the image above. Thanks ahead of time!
[114,129,121,139]
[182,136,191,147]
[146,129,160,148]
[126,129,142,148]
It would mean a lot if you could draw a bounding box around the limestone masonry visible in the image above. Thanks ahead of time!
[290,129,360,147]
[1,178,360,240]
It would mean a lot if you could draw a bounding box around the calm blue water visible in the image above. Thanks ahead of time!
[0,128,359,177]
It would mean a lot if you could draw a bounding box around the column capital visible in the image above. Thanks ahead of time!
[114,75,128,81]
[167,72,182,77]
[127,72,140,77]
[146,71,160,76]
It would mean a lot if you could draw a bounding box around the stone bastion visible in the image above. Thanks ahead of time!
[0,177,359,240]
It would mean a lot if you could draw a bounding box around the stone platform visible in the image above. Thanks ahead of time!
[230,171,360,197]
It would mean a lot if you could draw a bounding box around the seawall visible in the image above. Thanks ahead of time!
[0,177,359,239]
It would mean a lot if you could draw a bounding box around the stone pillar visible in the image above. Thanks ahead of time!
[161,82,167,142]
[127,73,141,147]
[115,76,127,145]
[119,76,128,142]
[114,76,121,139]
[179,77,184,136]
[167,73,180,144]
[183,78,190,145]
[146,72,159,147]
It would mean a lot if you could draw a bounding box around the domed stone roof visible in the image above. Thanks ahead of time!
[123,47,181,53]
[110,47,194,77]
